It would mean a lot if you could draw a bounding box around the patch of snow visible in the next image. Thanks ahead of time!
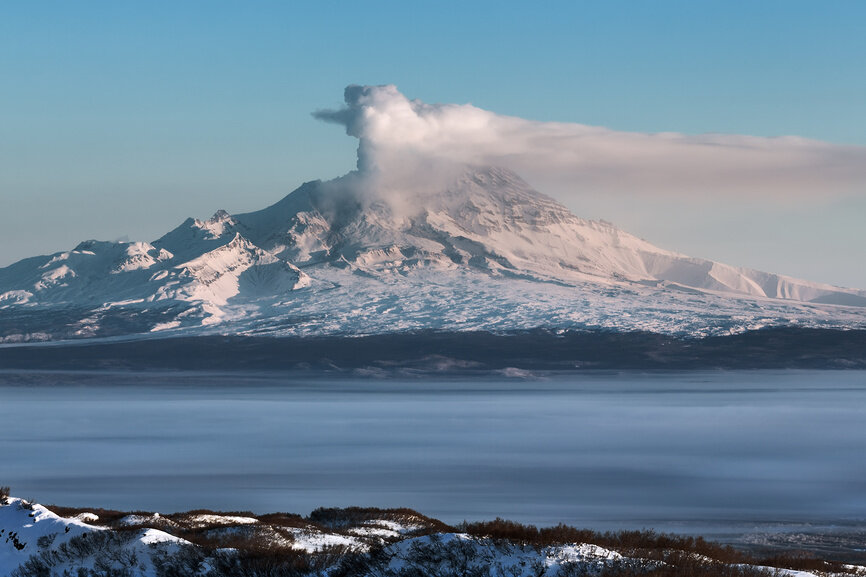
[286,528,364,552]
[137,528,188,545]
[151,320,181,332]
[0,290,32,305]
[186,514,259,528]
[117,513,168,526]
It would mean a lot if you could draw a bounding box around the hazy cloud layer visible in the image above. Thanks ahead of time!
[314,84,866,199]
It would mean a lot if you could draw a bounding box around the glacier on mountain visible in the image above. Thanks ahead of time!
[0,165,864,342]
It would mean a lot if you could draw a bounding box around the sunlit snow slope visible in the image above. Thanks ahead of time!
[1,166,864,341]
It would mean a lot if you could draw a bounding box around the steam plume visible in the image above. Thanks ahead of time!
[314,84,866,200]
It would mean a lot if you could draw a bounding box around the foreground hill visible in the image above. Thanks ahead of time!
[2,492,863,577]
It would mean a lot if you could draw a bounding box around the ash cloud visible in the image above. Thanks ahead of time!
[314,84,866,200]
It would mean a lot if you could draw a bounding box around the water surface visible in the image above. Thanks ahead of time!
[2,370,864,537]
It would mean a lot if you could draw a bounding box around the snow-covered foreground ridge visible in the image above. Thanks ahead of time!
[1,166,865,342]
[2,493,862,577]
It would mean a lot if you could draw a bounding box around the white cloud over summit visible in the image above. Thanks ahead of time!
[314,84,866,200]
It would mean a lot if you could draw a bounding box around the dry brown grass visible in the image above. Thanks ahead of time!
[308,506,452,534]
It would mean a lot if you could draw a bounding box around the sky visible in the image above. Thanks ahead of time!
[2,1,865,287]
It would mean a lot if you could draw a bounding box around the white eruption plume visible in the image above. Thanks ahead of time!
[314,84,866,202]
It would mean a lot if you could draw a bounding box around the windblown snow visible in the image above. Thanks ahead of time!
[0,165,864,342]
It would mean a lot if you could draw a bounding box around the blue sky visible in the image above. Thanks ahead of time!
[2,1,865,286]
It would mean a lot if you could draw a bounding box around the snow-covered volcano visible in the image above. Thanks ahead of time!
[1,166,864,342]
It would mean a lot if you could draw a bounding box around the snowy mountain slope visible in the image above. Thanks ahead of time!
[150,232,310,325]
[228,166,863,302]
[0,240,173,306]
[0,165,864,342]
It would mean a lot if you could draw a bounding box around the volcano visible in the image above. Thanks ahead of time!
[1,165,864,344]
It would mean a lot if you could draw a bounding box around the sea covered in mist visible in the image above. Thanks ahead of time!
[2,369,864,540]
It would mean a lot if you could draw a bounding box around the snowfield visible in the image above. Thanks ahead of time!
[1,166,864,343]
